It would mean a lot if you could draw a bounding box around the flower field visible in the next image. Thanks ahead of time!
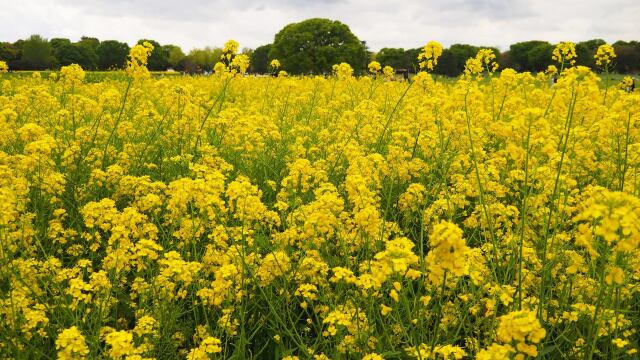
[0,41,639,359]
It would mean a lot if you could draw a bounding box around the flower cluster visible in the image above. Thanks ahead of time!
[594,43,617,67]
[368,60,381,74]
[418,40,443,70]
[126,41,154,79]
[1,42,639,359]
[332,62,354,79]
[60,63,85,87]
[552,41,577,66]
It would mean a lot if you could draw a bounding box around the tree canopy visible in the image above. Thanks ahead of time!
[96,40,130,70]
[1,23,639,75]
[269,18,368,75]
[250,44,271,73]
[20,35,54,70]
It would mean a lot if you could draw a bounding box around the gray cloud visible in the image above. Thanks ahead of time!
[1,0,638,52]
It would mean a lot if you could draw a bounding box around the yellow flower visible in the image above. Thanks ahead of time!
[605,266,625,285]
[612,338,628,348]
[186,336,222,359]
[362,353,385,360]
[552,41,577,66]
[383,65,394,78]
[231,54,250,75]
[418,41,443,71]
[223,39,240,57]
[134,315,158,337]
[476,48,499,73]
[60,63,85,86]
[332,62,354,79]
[368,60,382,74]
[0,60,8,73]
[126,41,154,79]
[257,251,291,286]
[495,310,546,358]
[426,221,469,283]
[295,283,318,301]
[476,343,515,360]
[56,326,90,360]
[594,43,616,67]
[200,336,223,353]
[380,304,392,316]
[104,330,137,359]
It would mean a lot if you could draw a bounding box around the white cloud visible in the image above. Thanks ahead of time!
[1,0,638,51]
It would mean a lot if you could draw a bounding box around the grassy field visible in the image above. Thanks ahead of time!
[0,47,639,359]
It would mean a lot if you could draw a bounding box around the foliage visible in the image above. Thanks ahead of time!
[19,34,54,70]
[165,45,186,70]
[269,18,368,75]
[96,40,130,70]
[184,47,222,73]
[250,44,272,74]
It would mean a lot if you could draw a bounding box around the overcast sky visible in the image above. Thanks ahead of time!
[1,0,638,51]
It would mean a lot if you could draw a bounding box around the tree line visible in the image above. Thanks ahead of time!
[2,19,639,75]
[0,35,243,73]
[372,39,640,76]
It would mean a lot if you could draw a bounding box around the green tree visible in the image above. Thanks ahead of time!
[20,35,54,70]
[575,39,605,68]
[613,41,640,74]
[53,40,83,67]
[74,37,100,69]
[508,40,551,71]
[164,45,186,70]
[50,38,72,53]
[49,37,99,69]
[79,36,100,50]
[0,42,20,65]
[96,40,130,70]
[404,48,422,72]
[250,44,272,73]
[376,48,409,69]
[137,39,168,71]
[436,44,478,76]
[269,18,367,75]
[184,47,222,73]
[527,43,554,72]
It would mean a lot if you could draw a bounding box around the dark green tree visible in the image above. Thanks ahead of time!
[96,40,130,70]
[164,45,186,70]
[575,39,605,68]
[269,18,367,75]
[527,43,554,72]
[79,36,100,50]
[250,44,272,73]
[404,48,422,72]
[434,44,478,76]
[376,48,409,69]
[508,40,551,71]
[53,42,84,67]
[74,37,100,69]
[50,38,71,53]
[0,42,20,65]
[50,38,71,68]
[9,40,25,69]
[613,41,640,73]
[20,35,54,70]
